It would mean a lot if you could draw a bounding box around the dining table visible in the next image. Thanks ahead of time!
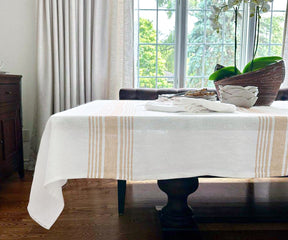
[27,99,288,230]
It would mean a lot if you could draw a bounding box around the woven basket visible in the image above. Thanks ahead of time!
[214,60,285,106]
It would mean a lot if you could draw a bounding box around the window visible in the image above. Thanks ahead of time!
[134,0,287,88]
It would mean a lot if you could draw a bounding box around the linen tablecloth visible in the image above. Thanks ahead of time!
[28,100,288,229]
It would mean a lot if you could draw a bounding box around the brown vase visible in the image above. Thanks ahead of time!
[214,60,285,106]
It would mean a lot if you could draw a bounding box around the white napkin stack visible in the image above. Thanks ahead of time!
[145,97,236,113]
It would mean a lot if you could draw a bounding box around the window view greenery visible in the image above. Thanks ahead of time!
[134,0,286,88]
[139,18,174,88]
[185,0,243,88]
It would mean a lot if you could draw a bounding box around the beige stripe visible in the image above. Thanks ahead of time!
[264,117,273,177]
[95,117,99,178]
[92,117,95,178]
[91,117,95,178]
[261,117,269,177]
[266,117,275,177]
[103,117,118,178]
[258,116,264,177]
[258,116,266,177]
[270,116,288,176]
[261,116,267,177]
[119,117,124,179]
[130,117,134,180]
[87,102,137,180]
[87,117,92,178]
[98,117,103,178]
[255,116,262,177]
[94,117,97,178]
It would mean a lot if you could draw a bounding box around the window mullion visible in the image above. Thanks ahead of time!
[175,0,187,88]
[202,0,207,88]
[136,0,140,88]
[239,2,249,70]
[246,2,257,64]
[155,0,159,88]
[268,1,274,55]
[174,0,181,88]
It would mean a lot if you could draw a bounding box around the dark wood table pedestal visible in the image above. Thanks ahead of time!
[157,177,199,228]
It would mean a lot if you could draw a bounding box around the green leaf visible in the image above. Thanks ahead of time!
[209,66,241,81]
[243,56,283,73]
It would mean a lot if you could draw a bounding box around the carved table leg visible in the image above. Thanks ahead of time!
[157,177,199,228]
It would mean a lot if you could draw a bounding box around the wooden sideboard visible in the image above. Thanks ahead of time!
[0,74,24,179]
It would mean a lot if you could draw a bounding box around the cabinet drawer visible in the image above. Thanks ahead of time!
[0,84,20,103]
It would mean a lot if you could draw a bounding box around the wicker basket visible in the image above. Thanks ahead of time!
[214,60,285,106]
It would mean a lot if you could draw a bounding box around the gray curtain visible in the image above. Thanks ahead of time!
[28,0,134,170]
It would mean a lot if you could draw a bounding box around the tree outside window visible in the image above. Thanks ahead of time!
[135,0,286,88]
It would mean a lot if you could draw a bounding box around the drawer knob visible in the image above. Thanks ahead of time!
[5,91,12,95]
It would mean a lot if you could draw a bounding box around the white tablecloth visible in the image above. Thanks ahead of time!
[28,100,288,229]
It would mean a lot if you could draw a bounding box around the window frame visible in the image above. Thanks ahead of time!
[134,0,287,89]
[175,0,187,88]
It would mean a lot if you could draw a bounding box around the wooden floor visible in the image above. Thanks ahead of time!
[1,172,288,240]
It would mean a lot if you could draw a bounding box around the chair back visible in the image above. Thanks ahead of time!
[119,88,288,101]
[119,88,215,100]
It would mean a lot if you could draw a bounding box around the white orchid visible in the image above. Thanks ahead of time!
[210,0,274,33]
[209,0,274,76]
[262,3,271,12]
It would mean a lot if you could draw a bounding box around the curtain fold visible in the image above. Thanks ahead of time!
[28,0,134,170]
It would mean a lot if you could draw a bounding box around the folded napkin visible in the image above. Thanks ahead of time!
[145,97,236,113]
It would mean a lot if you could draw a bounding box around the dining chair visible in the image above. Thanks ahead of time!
[117,87,288,215]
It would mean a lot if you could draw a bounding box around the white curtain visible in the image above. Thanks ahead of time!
[28,0,134,169]
[282,3,288,88]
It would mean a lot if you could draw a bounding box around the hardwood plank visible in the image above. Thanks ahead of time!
[1,172,288,240]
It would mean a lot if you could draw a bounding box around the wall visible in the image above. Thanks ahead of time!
[0,0,37,160]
